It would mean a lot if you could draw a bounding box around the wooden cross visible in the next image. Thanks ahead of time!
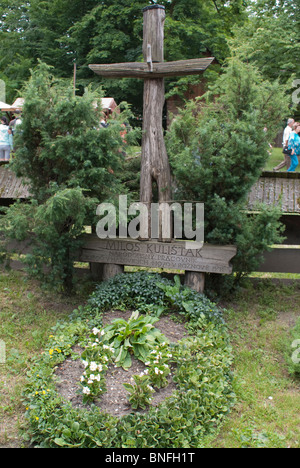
[90,4,213,240]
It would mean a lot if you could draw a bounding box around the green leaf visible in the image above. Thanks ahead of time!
[122,353,132,370]
[54,438,68,447]
[115,345,123,362]
[123,383,133,392]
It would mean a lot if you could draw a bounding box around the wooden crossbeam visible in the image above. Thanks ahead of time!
[89,57,214,79]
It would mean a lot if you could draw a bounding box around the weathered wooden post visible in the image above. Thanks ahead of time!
[140,5,172,241]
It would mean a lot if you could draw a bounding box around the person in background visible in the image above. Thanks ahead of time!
[287,121,300,148]
[100,108,112,128]
[0,116,13,162]
[273,118,295,171]
[287,125,300,172]
[9,110,22,135]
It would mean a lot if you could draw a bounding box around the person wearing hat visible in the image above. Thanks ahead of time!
[0,116,13,162]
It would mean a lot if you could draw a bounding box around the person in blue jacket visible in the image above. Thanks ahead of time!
[287,124,300,172]
[0,116,13,161]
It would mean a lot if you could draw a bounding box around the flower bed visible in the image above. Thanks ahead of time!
[23,272,235,448]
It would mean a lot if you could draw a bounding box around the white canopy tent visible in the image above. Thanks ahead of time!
[0,101,14,112]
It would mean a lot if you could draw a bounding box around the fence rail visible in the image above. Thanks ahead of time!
[2,233,300,276]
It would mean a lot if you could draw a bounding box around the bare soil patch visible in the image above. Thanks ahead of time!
[55,311,187,417]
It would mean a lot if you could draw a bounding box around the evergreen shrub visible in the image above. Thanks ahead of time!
[166,58,289,293]
[0,62,140,291]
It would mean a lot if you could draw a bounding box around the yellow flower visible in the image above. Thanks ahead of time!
[35,417,39,421]
[42,390,46,395]
[49,349,54,355]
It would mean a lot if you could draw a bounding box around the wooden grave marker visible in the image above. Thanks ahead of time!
[88,4,236,292]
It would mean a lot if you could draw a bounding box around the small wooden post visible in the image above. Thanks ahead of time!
[102,264,124,281]
[185,271,206,294]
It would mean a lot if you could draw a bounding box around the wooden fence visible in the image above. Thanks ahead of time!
[248,171,300,275]
[2,231,300,278]
[1,169,300,277]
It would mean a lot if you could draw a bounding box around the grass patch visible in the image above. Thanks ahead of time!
[214,279,300,448]
[0,269,90,447]
[264,147,299,172]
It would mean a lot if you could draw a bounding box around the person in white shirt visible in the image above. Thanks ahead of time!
[273,118,295,171]
[0,116,13,162]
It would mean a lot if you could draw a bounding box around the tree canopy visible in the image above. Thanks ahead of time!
[0,0,247,110]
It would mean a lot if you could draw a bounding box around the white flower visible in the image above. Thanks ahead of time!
[80,375,85,382]
[89,374,95,381]
[82,360,89,368]
[95,374,101,382]
[98,364,103,372]
[90,362,98,371]
[100,330,105,336]
[88,379,93,385]
[92,327,100,335]
[82,387,90,395]
[154,367,159,375]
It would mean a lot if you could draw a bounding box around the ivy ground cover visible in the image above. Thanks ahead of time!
[23,272,235,448]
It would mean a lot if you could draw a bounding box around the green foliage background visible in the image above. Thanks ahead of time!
[0,0,247,114]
